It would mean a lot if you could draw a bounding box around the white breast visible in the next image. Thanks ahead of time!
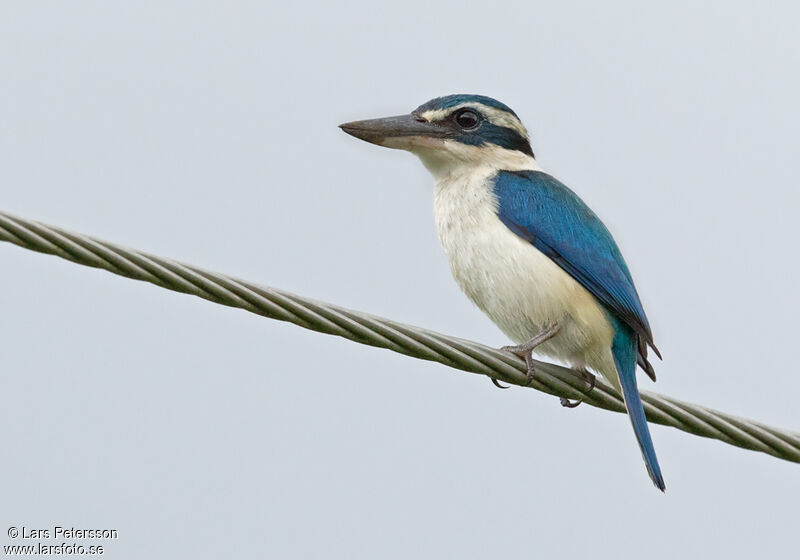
[432,165,616,372]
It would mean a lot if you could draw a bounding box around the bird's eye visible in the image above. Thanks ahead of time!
[454,109,480,130]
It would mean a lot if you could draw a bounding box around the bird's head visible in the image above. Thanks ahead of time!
[340,94,536,179]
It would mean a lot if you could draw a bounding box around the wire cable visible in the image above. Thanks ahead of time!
[1,210,798,464]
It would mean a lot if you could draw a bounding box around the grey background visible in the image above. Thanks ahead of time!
[1,1,798,558]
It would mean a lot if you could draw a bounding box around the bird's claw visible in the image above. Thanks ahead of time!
[490,378,510,389]
[560,396,582,408]
[559,372,597,408]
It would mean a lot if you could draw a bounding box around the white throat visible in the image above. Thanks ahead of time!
[413,141,541,182]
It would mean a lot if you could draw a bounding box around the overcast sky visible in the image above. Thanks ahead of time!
[1,2,798,558]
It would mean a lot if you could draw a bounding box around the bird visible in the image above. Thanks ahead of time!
[339,94,665,491]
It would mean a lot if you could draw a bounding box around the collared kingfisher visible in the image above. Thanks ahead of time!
[340,94,665,491]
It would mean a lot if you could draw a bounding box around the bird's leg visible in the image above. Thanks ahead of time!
[560,369,597,408]
[500,322,561,386]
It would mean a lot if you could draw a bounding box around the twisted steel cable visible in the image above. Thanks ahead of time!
[1,209,798,464]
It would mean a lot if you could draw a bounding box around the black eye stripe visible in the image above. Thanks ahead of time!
[418,105,533,157]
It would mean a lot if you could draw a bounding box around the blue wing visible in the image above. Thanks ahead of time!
[493,170,665,489]
[492,170,660,376]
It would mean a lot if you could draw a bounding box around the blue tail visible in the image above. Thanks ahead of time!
[611,323,665,491]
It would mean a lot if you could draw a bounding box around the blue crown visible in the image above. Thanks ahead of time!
[414,94,519,117]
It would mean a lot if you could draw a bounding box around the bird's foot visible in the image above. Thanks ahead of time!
[500,323,561,386]
[559,370,597,408]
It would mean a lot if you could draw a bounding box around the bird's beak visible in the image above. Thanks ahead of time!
[339,114,446,151]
